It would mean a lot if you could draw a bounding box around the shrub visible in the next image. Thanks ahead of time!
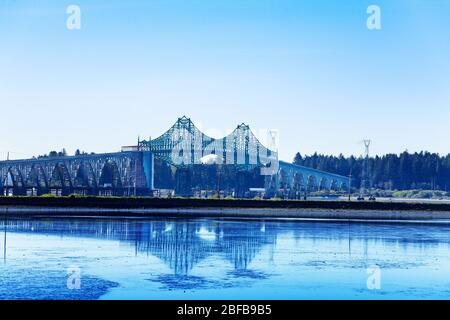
[40,193,56,198]
[68,194,84,198]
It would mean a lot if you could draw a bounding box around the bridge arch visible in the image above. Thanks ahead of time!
[4,170,15,187]
[14,168,25,187]
[279,169,289,190]
[306,175,318,192]
[3,170,15,188]
[49,163,73,194]
[99,161,123,189]
[330,179,339,191]
[291,173,304,199]
[26,165,48,189]
[264,175,277,199]
[277,169,290,198]
[74,162,97,188]
[1,167,26,195]
[319,177,328,190]
[73,162,98,194]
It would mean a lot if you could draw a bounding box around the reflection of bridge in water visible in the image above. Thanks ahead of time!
[1,219,277,275]
[3,218,449,276]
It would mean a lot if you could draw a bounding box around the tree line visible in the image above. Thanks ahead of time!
[293,151,450,191]
[35,149,94,159]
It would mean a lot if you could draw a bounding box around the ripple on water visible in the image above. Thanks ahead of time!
[147,274,216,290]
[226,269,271,280]
[0,268,118,300]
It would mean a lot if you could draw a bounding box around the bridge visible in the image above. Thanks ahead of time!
[138,115,276,168]
[267,161,349,199]
[0,151,154,196]
[139,116,349,198]
[0,116,349,198]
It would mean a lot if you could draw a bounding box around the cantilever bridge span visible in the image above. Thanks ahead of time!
[138,116,276,167]
[1,116,348,198]
[139,116,349,198]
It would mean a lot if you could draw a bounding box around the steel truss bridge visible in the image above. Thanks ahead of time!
[138,116,276,167]
[0,151,154,196]
[0,116,348,198]
[140,116,349,198]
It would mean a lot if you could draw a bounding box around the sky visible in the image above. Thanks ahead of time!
[1,0,450,162]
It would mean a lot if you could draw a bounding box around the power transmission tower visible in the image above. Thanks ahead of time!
[360,140,371,199]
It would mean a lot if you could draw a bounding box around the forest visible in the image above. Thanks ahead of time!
[293,151,450,191]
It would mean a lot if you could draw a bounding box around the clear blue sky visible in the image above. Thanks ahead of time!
[1,0,449,162]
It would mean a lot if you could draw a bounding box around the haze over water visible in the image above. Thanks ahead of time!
[1,216,450,299]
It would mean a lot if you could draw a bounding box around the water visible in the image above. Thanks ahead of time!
[1,215,450,300]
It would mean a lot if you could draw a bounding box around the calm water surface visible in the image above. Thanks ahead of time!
[1,215,450,299]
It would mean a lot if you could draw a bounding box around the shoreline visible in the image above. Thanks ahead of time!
[2,205,450,222]
[1,197,450,220]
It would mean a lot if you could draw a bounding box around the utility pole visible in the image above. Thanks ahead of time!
[360,140,371,199]
[134,159,137,197]
[217,165,221,198]
[5,152,9,197]
[348,171,352,201]
[3,209,6,263]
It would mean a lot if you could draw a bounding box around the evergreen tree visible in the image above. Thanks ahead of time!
[292,151,450,191]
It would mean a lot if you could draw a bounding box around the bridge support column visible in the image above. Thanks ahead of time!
[142,151,154,192]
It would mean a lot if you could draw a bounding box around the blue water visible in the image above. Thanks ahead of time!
[1,216,450,300]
